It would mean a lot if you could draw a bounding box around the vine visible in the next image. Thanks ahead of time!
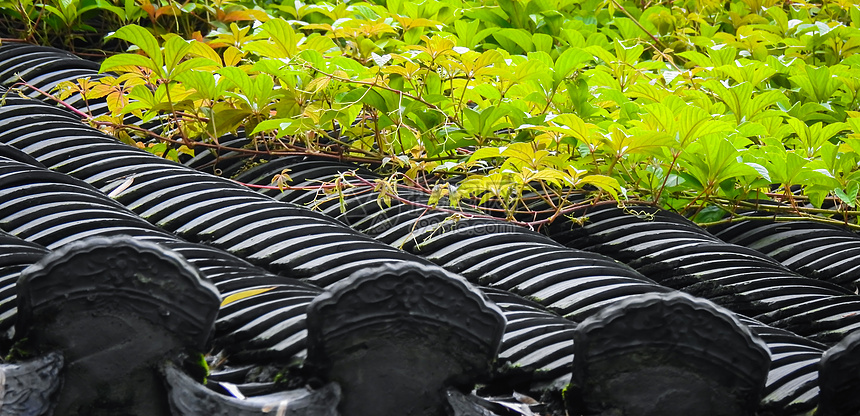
[3,0,860,227]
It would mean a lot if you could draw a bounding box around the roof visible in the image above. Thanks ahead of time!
[0,42,859,416]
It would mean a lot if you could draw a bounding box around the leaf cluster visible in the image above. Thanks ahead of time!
[8,0,860,227]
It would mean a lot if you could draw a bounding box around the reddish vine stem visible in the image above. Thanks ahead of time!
[699,214,860,230]
[238,174,608,228]
[10,81,387,165]
[306,64,465,130]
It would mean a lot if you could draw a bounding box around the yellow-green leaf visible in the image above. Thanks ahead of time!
[107,25,163,69]
[579,175,621,200]
[221,287,276,307]
[100,53,158,74]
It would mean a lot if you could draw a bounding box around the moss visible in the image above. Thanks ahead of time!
[3,337,34,362]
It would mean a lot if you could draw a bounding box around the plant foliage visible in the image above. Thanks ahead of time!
[5,0,860,228]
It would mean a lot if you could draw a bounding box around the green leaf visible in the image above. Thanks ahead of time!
[790,64,840,103]
[467,147,504,163]
[454,18,498,48]
[531,113,601,148]
[40,5,68,22]
[463,106,482,135]
[579,174,621,200]
[260,19,302,58]
[681,136,760,188]
[107,25,163,70]
[787,118,849,158]
[613,40,644,65]
[100,53,158,73]
[463,7,510,28]
[501,58,547,84]
[178,70,221,100]
[250,118,294,136]
[162,36,192,79]
[609,129,673,158]
[206,106,251,138]
[493,28,534,54]
[252,73,277,109]
[173,57,219,79]
[356,88,391,112]
[692,205,728,223]
[553,48,591,87]
[532,33,553,52]
[716,61,776,86]
[678,50,712,67]
[835,180,860,207]
[707,44,737,66]
[93,0,126,19]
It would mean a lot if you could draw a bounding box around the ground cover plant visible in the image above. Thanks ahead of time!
[3,0,860,230]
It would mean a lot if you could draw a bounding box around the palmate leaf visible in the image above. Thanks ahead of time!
[796,163,842,191]
[218,66,254,99]
[755,142,808,186]
[500,142,550,171]
[585,45,618,69]
[39,4,73,24]
[408,35,457,61]
[715,60,777,86]
[627,80,673,103]
[706,44,737,67]
[747,90,788,121]
[462,7,510,29]
[678,50,713,68]
[705,80,752,124]
[677,107,735,144]
[391,15,441,31]
[204,105,252,138]
[338,87,391,113]
[530,113,603,149]
[637,102,734,147]
[680,136,762,188]
[639,102,677,133]
[786,118,849,157]
[462,105,511,138]
[103,28,216,83]
[513,167,565,187]
[704,80,786,124]
[455,171,518,206]
[790,64,840,103]
[219,67,286,114]
[782,101,835,123]
[613,40,644,65]
[812,143,855,182]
